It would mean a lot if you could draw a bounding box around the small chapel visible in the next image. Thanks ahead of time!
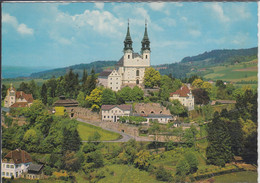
[98,21,151,91]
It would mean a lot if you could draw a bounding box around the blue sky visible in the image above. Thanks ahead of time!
[2,2,258,68]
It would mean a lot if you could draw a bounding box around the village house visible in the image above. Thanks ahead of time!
[4,84,34,108]
[169,85,194,111]
[24,164,44,180]
[2,149,32,179]
[98,21,151,91]
[133,103,173,124]
[101,104,132,122]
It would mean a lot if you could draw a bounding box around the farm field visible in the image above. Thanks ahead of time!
[213,171,257,183]
[77,121,121,141]
[203,59,258,83]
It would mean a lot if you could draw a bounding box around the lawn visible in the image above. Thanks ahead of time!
[96,164,162,183]
[213,171,257,183]
[77,121,122,141]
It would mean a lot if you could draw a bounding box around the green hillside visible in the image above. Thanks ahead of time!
[202,59,257,84]
[30,61,117,79]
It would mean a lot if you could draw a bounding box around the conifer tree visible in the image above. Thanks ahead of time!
[206,112,233,167]
[41,83,48,105]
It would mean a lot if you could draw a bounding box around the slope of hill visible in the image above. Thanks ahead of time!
[30,61,117,79]
[155,47,257,78]
[181,47,257,65]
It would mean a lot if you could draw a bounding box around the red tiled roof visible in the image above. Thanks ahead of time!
[16,91,34,103]
[11,102,29,108]
[170,85,191,97]
[101,104,132,111]
[4,149,32,164]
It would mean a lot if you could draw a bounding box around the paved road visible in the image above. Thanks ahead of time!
[77,118,153,143]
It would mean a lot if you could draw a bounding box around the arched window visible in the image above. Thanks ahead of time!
[128,55,130,59]
[151,111,154,114]
[136,79,139,84]
[141,111,145,114]
[136,70,139,76]
[146,55,148,59]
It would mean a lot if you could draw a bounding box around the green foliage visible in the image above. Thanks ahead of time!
[176,158,190,176]
[119,116,146,125]
[155,165,173,182]
[101,88,117,105]
[192,88,210,105]
[64,69,80,98]
[206,113,233,167]
[85,88,103,110]
[41,83,48,105]
[2,84,7,100]
[76,91,86,107]
[184,152,199,173]
[134,150,151,170]
[144,67,161,88]
[62,124,82,152]
[168,99,188,116]
[117,86,133,103]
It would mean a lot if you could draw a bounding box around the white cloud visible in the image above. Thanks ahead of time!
[188,29,201,37]
[205,3,230,23]
[149,2,165,11]
[162,17,176,27]
[230,4,251,20]
[232,32,249,46]
[2,13,34,35]
[154,40,192,49]
[95,2,104,10]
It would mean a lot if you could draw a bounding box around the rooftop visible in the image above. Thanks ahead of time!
[101,104,132,111]
[170,85,191,97]
[4,149,32,164]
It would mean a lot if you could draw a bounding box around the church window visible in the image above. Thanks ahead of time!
[110,82,112,84]
[104,116,106,118]
[136,80,139,84]
[136,70,139,76]
[111,87,112,89]
[128,55,130,59]
[116,87,118,89]
[146,55,148,59]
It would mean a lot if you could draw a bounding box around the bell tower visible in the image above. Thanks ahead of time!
[141,20,150,65]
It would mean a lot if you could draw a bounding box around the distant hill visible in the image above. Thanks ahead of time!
[9,47,257,80]
[181,47,257,64]
[30,61,117,79]
[156,47,257,78]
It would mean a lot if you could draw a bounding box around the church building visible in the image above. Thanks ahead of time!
[98,21,151,91]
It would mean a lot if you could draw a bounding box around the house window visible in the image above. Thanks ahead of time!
[104,116,106,118]
[111,87,112,89]
[116,87,118,89]
[115,110,117,113]
[10,165,14,168]
[116,78,118,80]
[108,116,110,118]
[110,82,112,84]
[6,165,9,168]
[151,111,154,114]
[2,172,5,176]
[110,78,112,80]
[6,172,9,176]
[10,173,13,177]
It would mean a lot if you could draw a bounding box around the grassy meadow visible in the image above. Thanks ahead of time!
[203,59,257,86]
[77,121,122,141]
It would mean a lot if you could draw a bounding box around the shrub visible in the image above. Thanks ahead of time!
[155,165,173,182]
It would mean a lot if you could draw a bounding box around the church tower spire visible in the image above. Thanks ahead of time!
[124,19,133,51]
[141,20,150,53]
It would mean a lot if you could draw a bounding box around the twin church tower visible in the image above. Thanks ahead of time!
[98,21,151,91]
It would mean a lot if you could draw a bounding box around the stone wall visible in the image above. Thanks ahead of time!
[65,107,101,121]
[100,122,139,137]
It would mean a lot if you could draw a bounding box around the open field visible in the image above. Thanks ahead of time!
[203,59,258,83]
[213,171,257,183]
[77,121,121,141]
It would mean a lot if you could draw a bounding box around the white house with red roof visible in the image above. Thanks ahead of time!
[4,84,34,108]
[101,104,132,122]
[170,85,194,111]
[2,149,32,178]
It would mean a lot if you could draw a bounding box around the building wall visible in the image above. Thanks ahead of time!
[2,162,30,178]
[98,77,108,87]
[102,107,131,122]
[4,89,16,108]
[170,94,194,111]
[108,70,122,91]
[123,51,150,67]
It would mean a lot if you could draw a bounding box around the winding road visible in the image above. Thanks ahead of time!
[77,118,153,143]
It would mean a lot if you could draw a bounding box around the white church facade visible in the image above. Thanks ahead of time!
[98,22,151,91]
